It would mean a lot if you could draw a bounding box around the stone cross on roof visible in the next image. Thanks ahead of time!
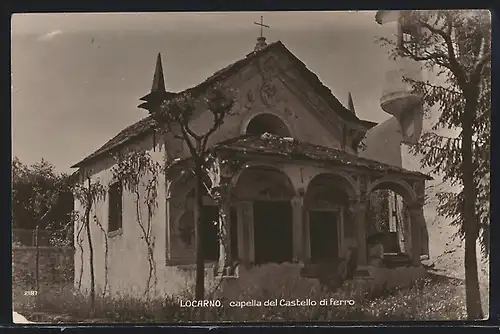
[254,15,270,38]
[253,15,270,51]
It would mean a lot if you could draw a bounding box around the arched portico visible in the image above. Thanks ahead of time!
[366,176,426,266]
[164,137,430,271]
[232,165,296,265]
[367,176,417,203]
[303,173,356,264]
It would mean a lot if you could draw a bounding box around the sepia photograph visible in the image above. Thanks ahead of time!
[11,10,490,323]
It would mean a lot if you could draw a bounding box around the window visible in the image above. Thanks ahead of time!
[108,181,123,233]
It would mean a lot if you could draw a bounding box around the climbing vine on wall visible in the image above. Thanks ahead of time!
[73,175,106,310]
[92,209,109,297]
[73,211,85,291]
[112,150,163,298]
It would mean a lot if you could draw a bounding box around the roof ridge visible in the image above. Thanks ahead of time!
[72,40,376,169]
[72,43,284,168]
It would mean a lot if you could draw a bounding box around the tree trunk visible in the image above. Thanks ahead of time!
[462,95,484,319]
[84,205,96,311]
[194,163,205,300]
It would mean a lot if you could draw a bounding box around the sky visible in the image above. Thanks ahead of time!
[11,11,398,174]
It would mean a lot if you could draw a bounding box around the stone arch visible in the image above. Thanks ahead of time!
[305,171,358,203]
[241,112,293,137]
[366,176,417,203]
[366,177,422,258]
[167,170,195,201]
[231,163,297,265]
[231,163,296,200]
[304,172,358,263]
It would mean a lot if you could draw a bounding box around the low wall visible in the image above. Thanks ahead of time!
[346,265,428,298]
[12,246,74,287]
[161,262,322,300]
[108,262,427,301]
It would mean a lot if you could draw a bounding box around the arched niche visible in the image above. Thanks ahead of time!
[244,113,292,137]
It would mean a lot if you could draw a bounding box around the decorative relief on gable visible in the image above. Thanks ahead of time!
[256,54,281,107]
[260,83,278,107]
[235,88,256,118]
[247,89,255,104]
[283,106,299,120]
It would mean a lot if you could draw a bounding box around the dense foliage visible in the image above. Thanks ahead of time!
[12,157,75,245]
[378,10,490,319]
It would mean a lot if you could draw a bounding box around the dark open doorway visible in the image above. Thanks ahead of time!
[253,200,293,265]
[309,210,339,263]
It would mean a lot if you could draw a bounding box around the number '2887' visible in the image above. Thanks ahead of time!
[23,290,38,296]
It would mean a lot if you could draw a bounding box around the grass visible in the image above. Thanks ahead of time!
[13,267,479,323]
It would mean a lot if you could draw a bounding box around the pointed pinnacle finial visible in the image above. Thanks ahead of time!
[151,53,166,93]
[347,92,356,114]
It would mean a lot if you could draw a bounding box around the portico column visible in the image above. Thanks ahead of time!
[218,199,232,273]
[408,201,425,266]
[215,171,233,275]
[236,201,253,266]
[291,195,305,262]
[351,197,368,266]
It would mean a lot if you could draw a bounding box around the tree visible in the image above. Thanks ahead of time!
[378,10,491,319]
[12,157,74,245]
[146,82,235,300]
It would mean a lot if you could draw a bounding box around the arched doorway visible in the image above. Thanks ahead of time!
[233,165,296,265]
[180,187,238,263]
[305,173,356,264]
[366,189,403,253]
[245,113,291,137]
[366,178,422,266]
[168,173,238,263]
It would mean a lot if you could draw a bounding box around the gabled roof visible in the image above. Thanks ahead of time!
[72,41,376,168]
[213,133,432,180]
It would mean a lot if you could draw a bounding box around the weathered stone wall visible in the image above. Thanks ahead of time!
[74,133,168,297]
[12,246,74,286]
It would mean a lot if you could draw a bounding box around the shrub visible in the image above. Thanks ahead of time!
[13,267,469,322]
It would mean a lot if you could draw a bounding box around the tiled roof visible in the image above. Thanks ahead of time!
[72,41,376,168]
[213,133,432,180]
[71,116,157,168]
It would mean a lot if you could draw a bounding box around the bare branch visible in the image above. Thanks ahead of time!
[406,12,468,88]
[183,122,203,142]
